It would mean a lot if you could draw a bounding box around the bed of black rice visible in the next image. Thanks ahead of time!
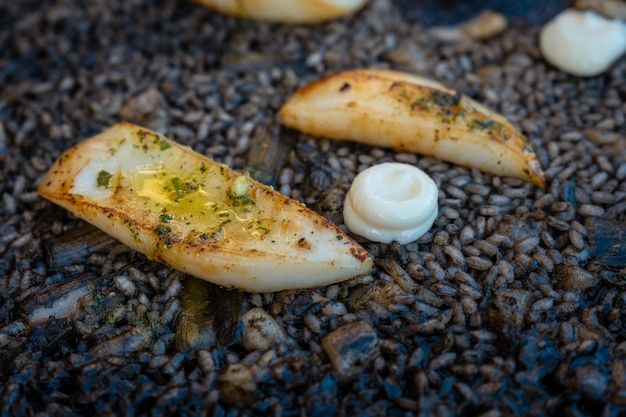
[1,0,625,416]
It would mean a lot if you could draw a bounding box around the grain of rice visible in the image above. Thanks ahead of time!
[444,245,466,266]
[474,239,500,257]
[466,256,493,271]
[577,204,606,217]
[462,245,481,256]
[515,236,540,254]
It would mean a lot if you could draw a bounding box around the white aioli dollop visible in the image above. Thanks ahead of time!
[540,9,626,77]
[343,163,438,244]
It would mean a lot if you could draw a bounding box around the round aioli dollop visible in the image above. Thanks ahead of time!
[540,9,626,77]
[343,163,438,244]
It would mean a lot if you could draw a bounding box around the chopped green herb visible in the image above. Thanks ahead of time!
[159,213,174,223]
[231,196,255,207]
[130,227,141,242]
[160,140,172,151]
[97,170,113,188]
[170,177,184,200]
[247,219,266,232]
[431,90,461,107]
[469,119,495,131]
[478,120,494,130]
[156,225,171,236]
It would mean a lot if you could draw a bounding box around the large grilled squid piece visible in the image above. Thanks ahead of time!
[279,69,545,188]
[38,123,373,292]
[192,0,369,23]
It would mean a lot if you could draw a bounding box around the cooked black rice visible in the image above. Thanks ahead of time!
[1,0,626,416]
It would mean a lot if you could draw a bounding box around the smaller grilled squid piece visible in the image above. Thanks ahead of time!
[279,69,545,188]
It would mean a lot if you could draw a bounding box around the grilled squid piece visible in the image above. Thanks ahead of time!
[37,123,373,292]
[279,69,545,188]
[192,0,369,23]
